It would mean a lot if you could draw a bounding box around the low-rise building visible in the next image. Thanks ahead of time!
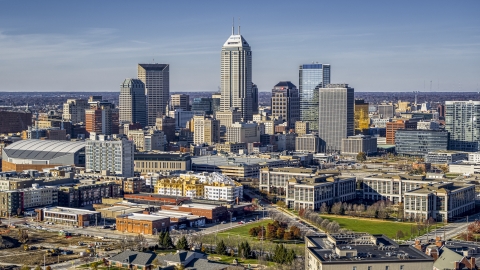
[57,181,122,208]
[215,142,246,154]
[395,129,449,157]
[36,207,101,227]
[286,175,356,210]
[259,167,319,194]
[0,190,22,217]
[425,150,468,164]
[116,213,170,234]
[305,233,434,270]
[20,184,58,209]
[404,182,475,222]
[341,135,377,156]
[134,152,191,174]
[295,134,319,153]
[161,203,227,223]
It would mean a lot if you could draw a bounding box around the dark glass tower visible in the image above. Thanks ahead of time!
[299,63,330,131]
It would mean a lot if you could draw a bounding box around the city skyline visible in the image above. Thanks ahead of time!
[0,1,479,92]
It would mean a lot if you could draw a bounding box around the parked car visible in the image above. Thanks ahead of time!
[221,221,226,224]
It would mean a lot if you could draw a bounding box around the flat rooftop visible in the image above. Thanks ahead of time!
[43,207,99,215]
[192,155,290,167]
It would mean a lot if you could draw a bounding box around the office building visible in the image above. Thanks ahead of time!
[286,174,356,211]
[295,134,320,153]
[119,78,147,127]
[191,98,215,114]
[215,142,246,154]
[155,116,176,142]
[395,129,449,157]
[0,110,32,134]
[138,64,170,126]
[85,98,119,135]
[386,119,419,145]
[378,104,395,118]
[211,93,221,113]
[251,83,259,114]
[305,233,434,270]
[259,167,318,194]
[341,135,377,156]
[417,121,440,130]
[295,121,309,136]
[271,81,300,128]
[170,94,190,111]
[445,101,480,151]
[354,99,370,134]
[424,150,468,164]
[36,207,101,227]
[215,110,242,132]
[170,109,204,129]
[220,27,253,122]
[299,63,330,131]
[226,122,261,144]
[193,116,220,145]
[85,133,134,177]
[318,84,354,152]
[127,128,165,152]
[134,152,191,174]
[62,99,89,124]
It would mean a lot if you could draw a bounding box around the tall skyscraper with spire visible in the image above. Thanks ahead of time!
[220,24,253,122]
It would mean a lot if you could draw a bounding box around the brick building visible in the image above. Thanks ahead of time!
[116,213,170,234]
[0,111,32,134]
[161,203,228,223]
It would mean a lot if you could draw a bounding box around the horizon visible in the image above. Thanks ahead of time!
[0,1,479,92]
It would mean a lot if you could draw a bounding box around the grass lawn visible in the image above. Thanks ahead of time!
[320,214,441,240]
[217,220,272,238]
[209,254,276,267]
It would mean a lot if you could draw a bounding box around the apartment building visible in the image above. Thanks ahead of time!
[20,184,58,209]
[133,152,191,174]
[57,181,122,208]
[259,167,319,194]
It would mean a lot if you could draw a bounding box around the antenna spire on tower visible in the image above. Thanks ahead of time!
[238,17,241,35]
[232,17,234,35]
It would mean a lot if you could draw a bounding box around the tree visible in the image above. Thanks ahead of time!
[152,258,162,269]
[34,266,42,270]
[158,231,166,248]
[176,236,189,250]
[215,240,226,255]
[396,230,405,239]
[283,230,293,241]
[18,229,29,243]
[89,262,98,270]
[162,231,174,249]
[276,228,285,239]
[238,241,252,259]
[290,226,301,239]
[20,266,31,270]
[134,234,148,251]
[320,203,329,214]
[356,152,367,162]
[286,249,296,264]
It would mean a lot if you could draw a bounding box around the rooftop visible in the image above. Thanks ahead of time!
[192,155,291,167]
[3,139,85,160]
[43,207,99,215]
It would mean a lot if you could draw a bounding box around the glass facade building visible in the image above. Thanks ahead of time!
[445,101,480,152]
[191,98,214,114]
[395,129,449,157]
[299,64,330,131]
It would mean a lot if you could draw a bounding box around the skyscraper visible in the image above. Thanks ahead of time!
[138,64,170,126]
[318,84,354,153]
[271,81,300,128]
[85,97,119,135]
[299,63,330,131]
[119,78,147,127]
[62,99,89,124]
[251,83,259,115]
[445,100,480,151]
[220,26,253,122]
[170,94,190,111]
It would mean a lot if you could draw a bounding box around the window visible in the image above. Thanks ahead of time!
[353,267,357,270]
[400,266,404,270]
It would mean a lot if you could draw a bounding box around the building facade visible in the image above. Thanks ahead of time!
[62,99,89,124]
[295,134,320,153]
[0,111,32,134]
[318,84,354,152]
[220,28,253,122]
[138,64,170,126]
[226,122,261,144]
[119,78,147,127]
[193,116,220,145]
[170,94,190,111]
[85,134,134,177]
[299,63,330,131]
[134,153,191,174]
[395,129,449,157]
[271,81,300,128]
[445,100,480,152]
[85,99,119,135]
[341,135,377,155]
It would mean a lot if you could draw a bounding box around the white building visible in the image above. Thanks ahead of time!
[127,128,165,152]
[417,121,440,130]
[468,152,480,163]
[85,133,134,177]
[220,27,253,122]
[62,99,89,124]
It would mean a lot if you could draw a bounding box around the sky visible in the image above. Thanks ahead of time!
[0,1,479,92]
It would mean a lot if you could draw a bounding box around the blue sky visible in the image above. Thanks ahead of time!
[0,1,479,92]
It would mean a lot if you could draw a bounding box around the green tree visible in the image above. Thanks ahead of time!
[356,152,367,162]
[176,236,189,250]
[238,241,252,259]
[20,266,31,270]
[286,249,296,264]
[158,231,166,248]
[34,266,42,270]
[215,240,227,255]
[163,231,174,249]
[273,244,288,264]
[89,262,98,270]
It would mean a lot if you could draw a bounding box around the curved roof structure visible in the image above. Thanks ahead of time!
[3,139,85,161]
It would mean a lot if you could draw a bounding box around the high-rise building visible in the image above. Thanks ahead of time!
[445,101,480,151]
[386,119,419,144]
[211,93,221,113]
[299,63,330,131]
[119,78,147,127]
[295,121,310,136]
[170,94,190,111]
[62,99,89,123]
[318,84,354,152]
[193,116,220,145]
[85,98,119,135]
[191,98,214,114]
[251,83,259,115]
[226,122,261,144]
[155,116,176,142]
[354,99,370,135]
[378,104,395,119]
[220,27,253,122]
[215,110,242,133]
[85,133,134,177]
[271,81,300,128]
[138,64,170,126]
